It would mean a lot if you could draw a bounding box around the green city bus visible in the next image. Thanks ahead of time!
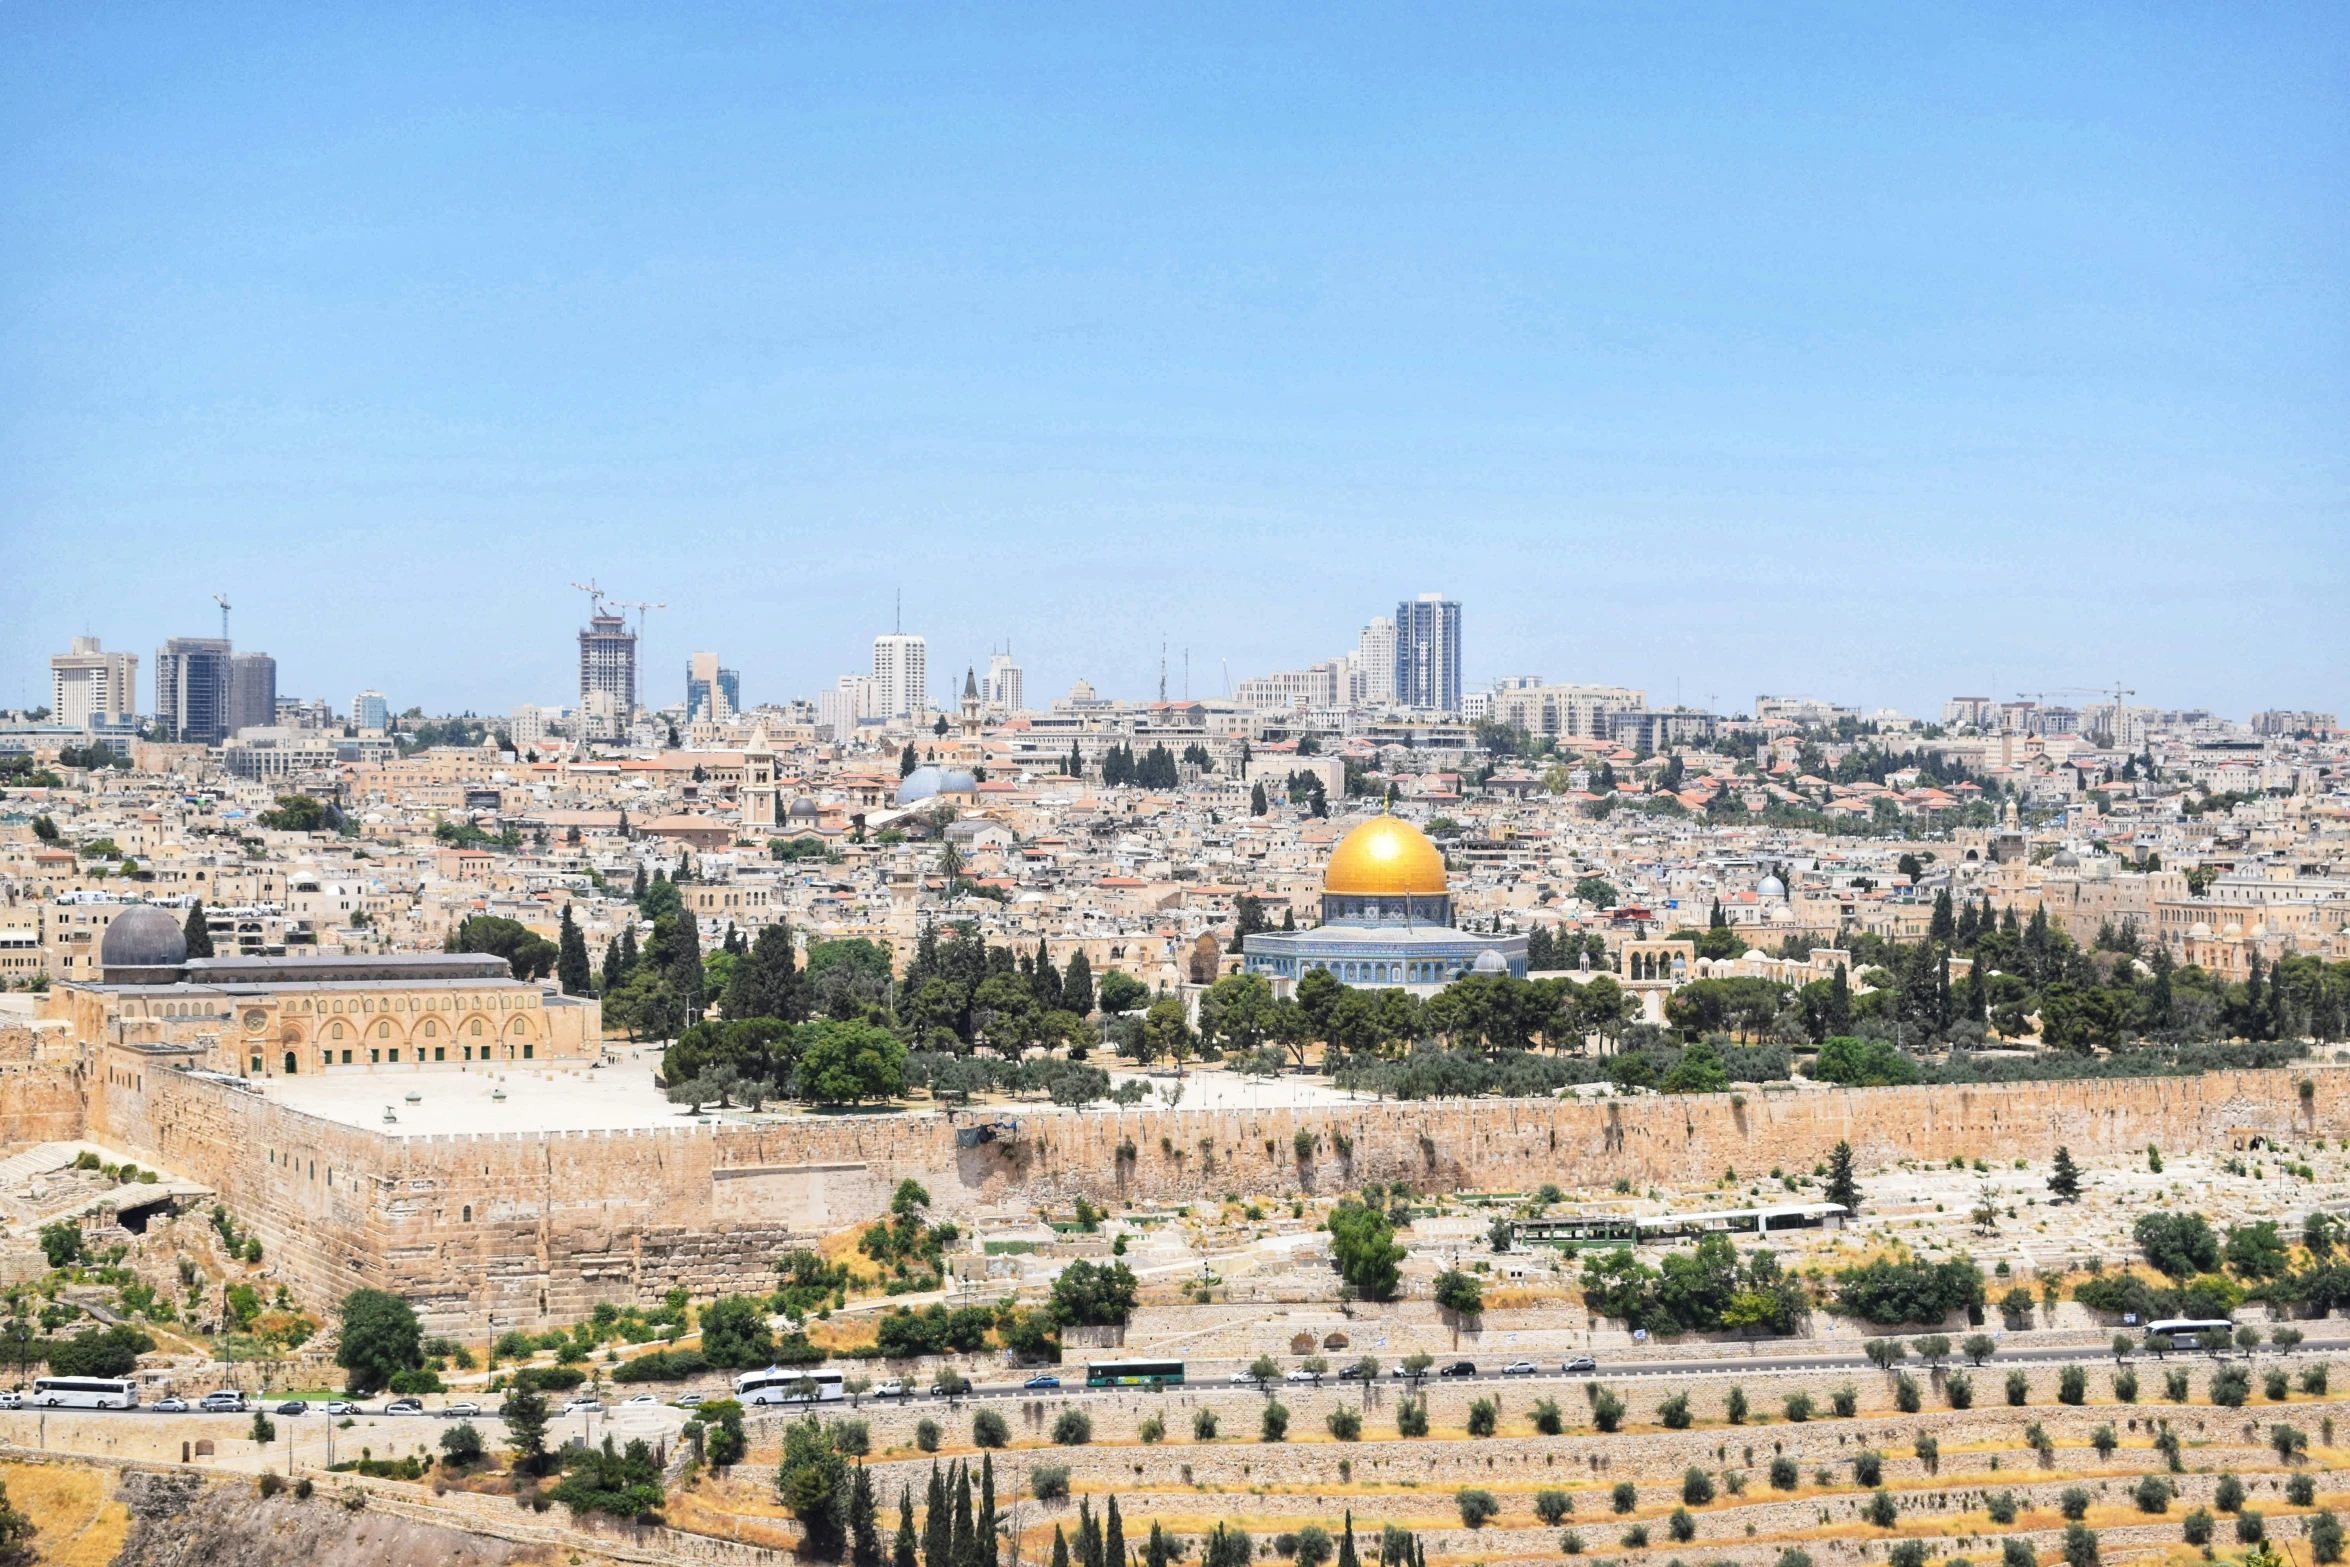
[1085,1359,1185,1387]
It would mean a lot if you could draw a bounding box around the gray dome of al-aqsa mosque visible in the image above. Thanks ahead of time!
[101,905,187,983]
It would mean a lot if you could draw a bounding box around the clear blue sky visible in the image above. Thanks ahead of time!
[4,5,2344,723]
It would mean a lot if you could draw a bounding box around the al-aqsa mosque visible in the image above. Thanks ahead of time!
[1241,814,1527,995]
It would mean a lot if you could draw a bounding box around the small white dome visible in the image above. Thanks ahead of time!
[1757,874,1786,898]
[1473,949,1508,975]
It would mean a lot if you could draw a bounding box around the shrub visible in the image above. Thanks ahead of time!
[1769,1456,1799,1490]
[1621,1526,1650,1549]
[1457,1490,1499,1530]
[830,1418,870,1457]
[1032,1466,1071,1502]
[2061,1521,2098,1567]
[2182,1507,2214,1546]
[1533,1397,1564,1435]
[1778,1553,1814,1567]
[2164,1369,2190,1402]
[2303,1365,2332,1396]
[2090,1424,2117,1459]
[1892,1373,1921,1412]
[1139,1414,1165,1444]
[1683,1468,1715,1506]
[2002,1541,2036,1567]
[1466,1396,1498,1438]
[1783,1392,1814,1422]
[1051,1408,1091,1446]
[2289,1474,2317,1508]
[1325,1407,1361,1442]
[1945,1373,1974,1409]
[1890,1543,1928,1567]
[1658,1392,1692,1429]
[1395,1397,1426,1438]
[2111,1369,2138,1403]
[1668,1507,1697,1543]
[1562,1533,1586,1556]
[1535,1490,1573,1525]
[916,1418,942,1453]
[971,1409,1008,1448]
[2217,1476,2248,1513]
[1613,1481,1639,1514]
[1916,1434,1940,1474]
[1866,1489,1899,1528]
[2211,1366,2252,1408]
[614,1348,710,1383]
[1986,1492,2019,1525]
[2311,1511,2345,1565]
[1193,1408,1218,1440]
[2276,1425,2310,1464]
[2266,1370,2291,1401]
[1726,1385,1748,1424]
[2057,1365,2086,1405]
[1831,1384,1859,1417]
[1853,1450,1883,1487]
[1260,1401,1289,1442]
[1593,1388,1626,1433]
[2007,1370,2029,1406]
[2237,1511,2265,1546]
[2059,1487,2090,1521]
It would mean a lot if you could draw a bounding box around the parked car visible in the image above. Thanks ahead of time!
[673,1392,706,1409]
[622,1394,660,1407]
[384,1398,426,1416]
[872,1380,905,1399]
[152,1396,187,1413]
[560,1398,603,1415]
[198,1391,247,1412]
[441,1402,482,1418]
[0,1392,22,1411]
[1562,1357,1597,1374]
[274,1401,307,1415]
[1023,1374,1062,1390]
[1439,1362,1477,1378]
[1501,1361,1538,1376]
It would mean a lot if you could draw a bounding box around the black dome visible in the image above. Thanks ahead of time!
[102,906,187,971]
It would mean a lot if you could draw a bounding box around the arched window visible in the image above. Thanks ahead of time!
[329,1021,347,1040]
[283,1052,297,1074]
[462,1205,472,1223]
[470,1019,485,1036]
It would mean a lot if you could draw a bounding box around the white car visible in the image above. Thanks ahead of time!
[441,1401,482,1418]
[622,1393,659,1407]
[873,1380,906,1398]
[561,1398,603,1415]
[0,1392,21,1411]
[1284,1368,1323,1383]
[198,1391,247,1413]
[1501,1360,1539,1376]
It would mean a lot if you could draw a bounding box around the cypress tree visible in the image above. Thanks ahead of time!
[1051,1528,1070,1567]
[556,905,592,995]
[1930,889,1955,944]
[1033,940,1062,1012]
[951,1461,974,1567]
[852,1463,883,1567]
[182,900,214,959]
[896,1487,920,1567]
[2047,1146,2083,1202]
[1062,950,1094,1018]
[632,863,648,900]
[618,926,638,974]
[1827,964,1852,1035]
[1337,1513,1357,1567]
[600,935,623,992]
[1965,958,1987,1023]
[1078,1499,1102,1567]
[1105,1494,1124,1567]
[1250,781,1268,816]
[924,1463,949,1567]
[1147,1524,1169,1567]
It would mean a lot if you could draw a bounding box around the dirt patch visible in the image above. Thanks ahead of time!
[109,1469,562,1567]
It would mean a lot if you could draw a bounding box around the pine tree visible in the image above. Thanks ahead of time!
[1824,1140,1862,1215]
[556,905,592,995]
[182,900,214,959]
[2047,1146,2083,1202]
[724,919,800,1021]
[852,1462,883,1567]
[1062,950,1095,1018]
[896,1487,920,1567]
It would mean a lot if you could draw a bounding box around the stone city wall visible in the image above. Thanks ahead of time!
[65,1065,2349,1333]
[0,1022,89,1148]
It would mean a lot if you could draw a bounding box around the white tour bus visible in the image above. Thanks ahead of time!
[735,1367,846,1406]
[32,1376,138,1409]
[2146,1318,2238,1349]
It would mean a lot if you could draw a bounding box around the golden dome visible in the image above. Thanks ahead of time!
[1324,815,1447,897]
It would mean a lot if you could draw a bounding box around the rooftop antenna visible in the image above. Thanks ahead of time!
[895,589,901,635]
[1222,659,1231,698]
[1158,638,1167,705]
[211,593,231,641]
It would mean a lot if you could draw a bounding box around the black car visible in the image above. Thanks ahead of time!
[275,1401,307,1416]
[1439,1361,1477,1378]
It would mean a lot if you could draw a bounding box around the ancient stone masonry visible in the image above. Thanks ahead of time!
[64,1063,2350,1332]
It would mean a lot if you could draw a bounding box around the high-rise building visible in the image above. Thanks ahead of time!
[1355,617,1397,706]
[352,690,390,731]
[228,652,277,737]
[872,633,927,721]
[577,611,637,741]
[155,637,233,744]
[1393,594,1462,713]
[685,652,740,724]
[815,674,881,737]
[985,652,1024,713]
[50,637,138,728]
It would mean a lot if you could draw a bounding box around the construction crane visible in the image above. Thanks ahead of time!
[610,598,667,639]
[212,593,231,641]
[569,579,610,618]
